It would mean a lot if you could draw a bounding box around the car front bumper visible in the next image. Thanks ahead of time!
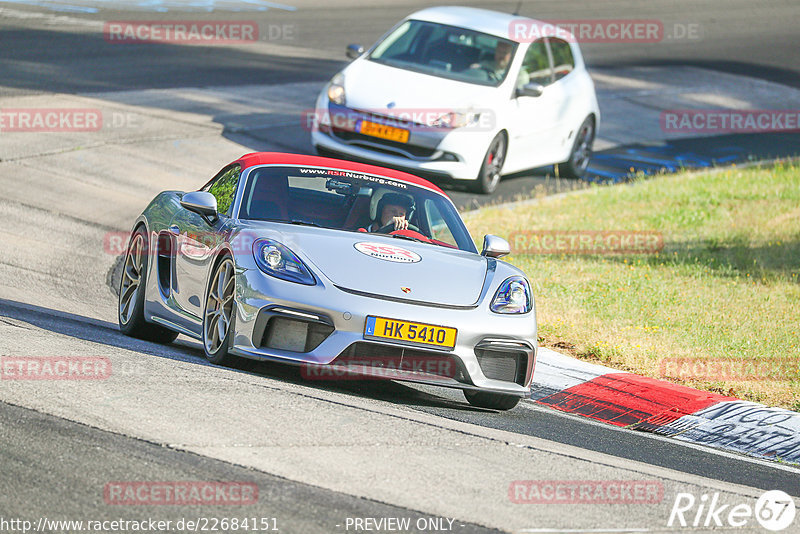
[230,267,537,397]
[310,95,493,183]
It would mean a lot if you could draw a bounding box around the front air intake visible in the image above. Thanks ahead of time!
[257,311,334,353]
[474,343,530,386]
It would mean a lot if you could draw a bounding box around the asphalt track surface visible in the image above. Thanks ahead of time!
[1,0,799,531]
[0,400,501,534]
[4,298,800,497]
[1,0,799,93]
[2,0,799,199]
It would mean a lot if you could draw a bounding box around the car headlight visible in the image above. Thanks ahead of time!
[327,73,346,105]
[253,238,315,285]
[430,111,481,129]
[490,276,532,314]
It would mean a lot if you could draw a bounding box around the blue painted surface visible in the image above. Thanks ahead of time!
[583,142,751,184]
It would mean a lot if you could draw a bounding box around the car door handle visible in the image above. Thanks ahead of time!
[168,225,180,235]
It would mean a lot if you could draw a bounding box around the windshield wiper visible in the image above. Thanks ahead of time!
[289,219,322,228]
[389,233,426,243]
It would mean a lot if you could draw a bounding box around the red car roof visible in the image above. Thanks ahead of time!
[234,152,447,196]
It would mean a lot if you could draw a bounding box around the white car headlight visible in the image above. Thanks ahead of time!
[490,276,532,314]
[327,73,346,105]
[430,110,481,129]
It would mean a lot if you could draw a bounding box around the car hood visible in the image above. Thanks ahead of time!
[241,224,489,307]
[341,58,498,116]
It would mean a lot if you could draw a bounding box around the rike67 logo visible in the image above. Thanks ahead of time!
[668,490,796,531]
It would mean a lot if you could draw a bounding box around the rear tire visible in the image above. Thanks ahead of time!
[118,227,179,344]
[557,116,595,179]
[202,255,238,366]
[463,390,521,411]
[471,132,506,194]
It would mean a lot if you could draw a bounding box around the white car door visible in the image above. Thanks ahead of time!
[504,39,569,172]
[546,37,585,162]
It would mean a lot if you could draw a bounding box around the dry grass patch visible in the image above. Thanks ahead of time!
[465,161,800,410]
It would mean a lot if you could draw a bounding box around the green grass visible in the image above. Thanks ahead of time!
[465,161,800,410]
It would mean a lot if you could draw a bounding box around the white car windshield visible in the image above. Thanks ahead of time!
[239,165,478,253]
[369,20,517,87]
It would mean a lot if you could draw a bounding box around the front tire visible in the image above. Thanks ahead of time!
[464,390,521,411]
[557,116,595,179]
[314,146,338,159]
[471,132,506,194]
[202,255,237,366]
[118,227,179,344]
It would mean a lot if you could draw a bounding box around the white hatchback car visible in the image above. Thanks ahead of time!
[311,6,600,194]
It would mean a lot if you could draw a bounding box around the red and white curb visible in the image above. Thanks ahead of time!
[529,348,800,465]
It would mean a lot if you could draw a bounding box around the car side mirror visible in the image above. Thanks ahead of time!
[181,191,218,223]
[481,235,510,258]
[516,82,545,98]
[346,44,365,60]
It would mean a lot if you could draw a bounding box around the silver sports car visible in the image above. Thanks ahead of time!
[119,152,536,410]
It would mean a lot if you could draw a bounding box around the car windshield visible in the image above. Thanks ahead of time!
[368,20,517,87]
[239,165,477,253]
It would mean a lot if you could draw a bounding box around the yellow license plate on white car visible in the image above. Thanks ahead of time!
[364,316,457,350]
[358,120,410,143]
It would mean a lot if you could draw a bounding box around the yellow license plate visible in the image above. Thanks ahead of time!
[364,316,457,350]
[358,120,410,143]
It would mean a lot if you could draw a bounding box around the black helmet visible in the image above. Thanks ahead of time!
[376,192,415,221]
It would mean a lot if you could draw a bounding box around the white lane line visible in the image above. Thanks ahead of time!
[518,529,650,533]
[520,401,800,474]
[0,6,103,25]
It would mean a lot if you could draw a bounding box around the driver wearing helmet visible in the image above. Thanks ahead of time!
[366,192,415,233]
